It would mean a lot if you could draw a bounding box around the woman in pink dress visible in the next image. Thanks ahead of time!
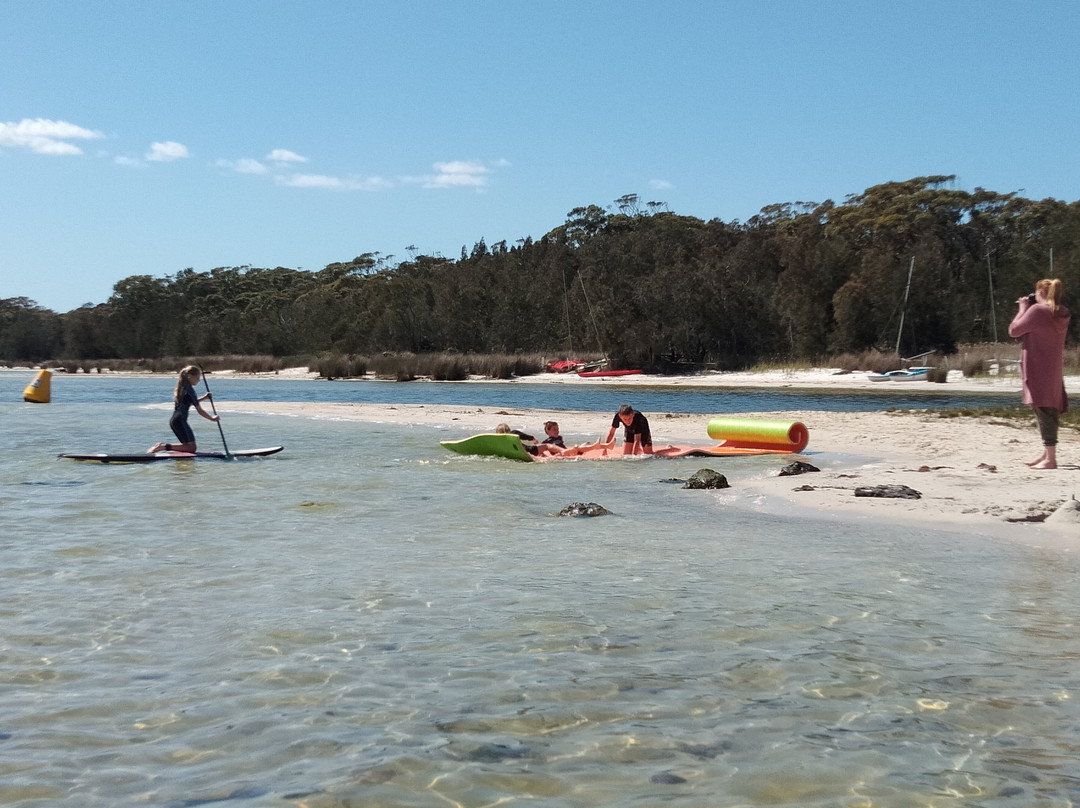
[1008,278,1071,469]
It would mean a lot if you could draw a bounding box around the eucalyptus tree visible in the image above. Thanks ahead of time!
[105,274,174,357]
[0,297,61,361]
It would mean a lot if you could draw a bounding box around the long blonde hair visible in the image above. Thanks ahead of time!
[1037,278,1065,316]
[174,365,201,403]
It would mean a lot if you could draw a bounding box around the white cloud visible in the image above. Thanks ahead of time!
[431,160,489,188]
[406,160,497,189]
[0,118,102,155]
[277,173,343,189]
[114,155,144,168]
[216,154,503,193]
[217,157,268,175]
[267,148,308,163]
[146,141,189,162]
[649,179,674,191]
[276,173,390,191]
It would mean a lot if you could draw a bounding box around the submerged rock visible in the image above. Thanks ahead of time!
[676,740,731,759]
[650,770,688,785]
[556,502,612,517]
[683,469,730,490]
[463,742,532,762]
[778,461,820,476]
[854,484,922,500]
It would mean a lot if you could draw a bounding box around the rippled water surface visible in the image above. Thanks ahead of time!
[2,375,1078,807]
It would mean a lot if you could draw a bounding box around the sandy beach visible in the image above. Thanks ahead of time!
[209,367,1080,549]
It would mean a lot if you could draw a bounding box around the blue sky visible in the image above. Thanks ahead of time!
[3,1,1078,313]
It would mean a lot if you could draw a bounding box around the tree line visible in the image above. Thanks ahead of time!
[2,176,1077,370]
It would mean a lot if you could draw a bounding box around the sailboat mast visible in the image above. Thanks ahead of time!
[895,257,914,356]
[562,268,573,356]
[578,272,605,354]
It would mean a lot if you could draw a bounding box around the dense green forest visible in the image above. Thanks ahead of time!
[3,176,1077,370]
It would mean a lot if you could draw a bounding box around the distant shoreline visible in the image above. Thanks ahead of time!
[2,364,1059,397]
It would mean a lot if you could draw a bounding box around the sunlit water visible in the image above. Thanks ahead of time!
[2,374,1078,807]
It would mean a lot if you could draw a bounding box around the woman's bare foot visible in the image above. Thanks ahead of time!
[147,442,166,454]
[1031,447,1057,469]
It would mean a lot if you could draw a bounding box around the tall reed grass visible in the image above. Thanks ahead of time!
[311,352,547,381]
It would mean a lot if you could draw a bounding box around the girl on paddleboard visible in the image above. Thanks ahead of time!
[147,365,220,454]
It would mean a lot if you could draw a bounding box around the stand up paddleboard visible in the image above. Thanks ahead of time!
[59,447,284,463]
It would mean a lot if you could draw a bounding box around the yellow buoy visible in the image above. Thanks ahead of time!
[23,368,52,403]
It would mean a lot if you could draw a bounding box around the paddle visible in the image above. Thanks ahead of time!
[197,365,230,457]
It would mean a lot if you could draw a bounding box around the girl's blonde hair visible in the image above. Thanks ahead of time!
[1037,278,1065,316]
[175,365,201,403]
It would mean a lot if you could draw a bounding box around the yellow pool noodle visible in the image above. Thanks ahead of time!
[706,418,809,452]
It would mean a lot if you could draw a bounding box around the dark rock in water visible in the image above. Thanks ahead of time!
[464,742,532,762]
[683,469,729,489]
[792,484,816,492]
[171,785,270,807]
[854,484,921,499]
[557,502,612,517]
[651,770,688,784]
[659,477,686,484]
[778,461,820,476]
[676,740,731,759]
[345,764,398,785]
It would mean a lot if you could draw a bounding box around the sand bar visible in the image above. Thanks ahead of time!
[208,367,1080,549]
[10,364,1075,543]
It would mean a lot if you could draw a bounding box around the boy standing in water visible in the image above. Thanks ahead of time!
[605,404,653,455]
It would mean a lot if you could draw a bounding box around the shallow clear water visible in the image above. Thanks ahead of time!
[2,377,1078,807]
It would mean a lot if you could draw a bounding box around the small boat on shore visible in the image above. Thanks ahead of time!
[577,369,643,378]
[545,359,587,373]
[868,367,931,382]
